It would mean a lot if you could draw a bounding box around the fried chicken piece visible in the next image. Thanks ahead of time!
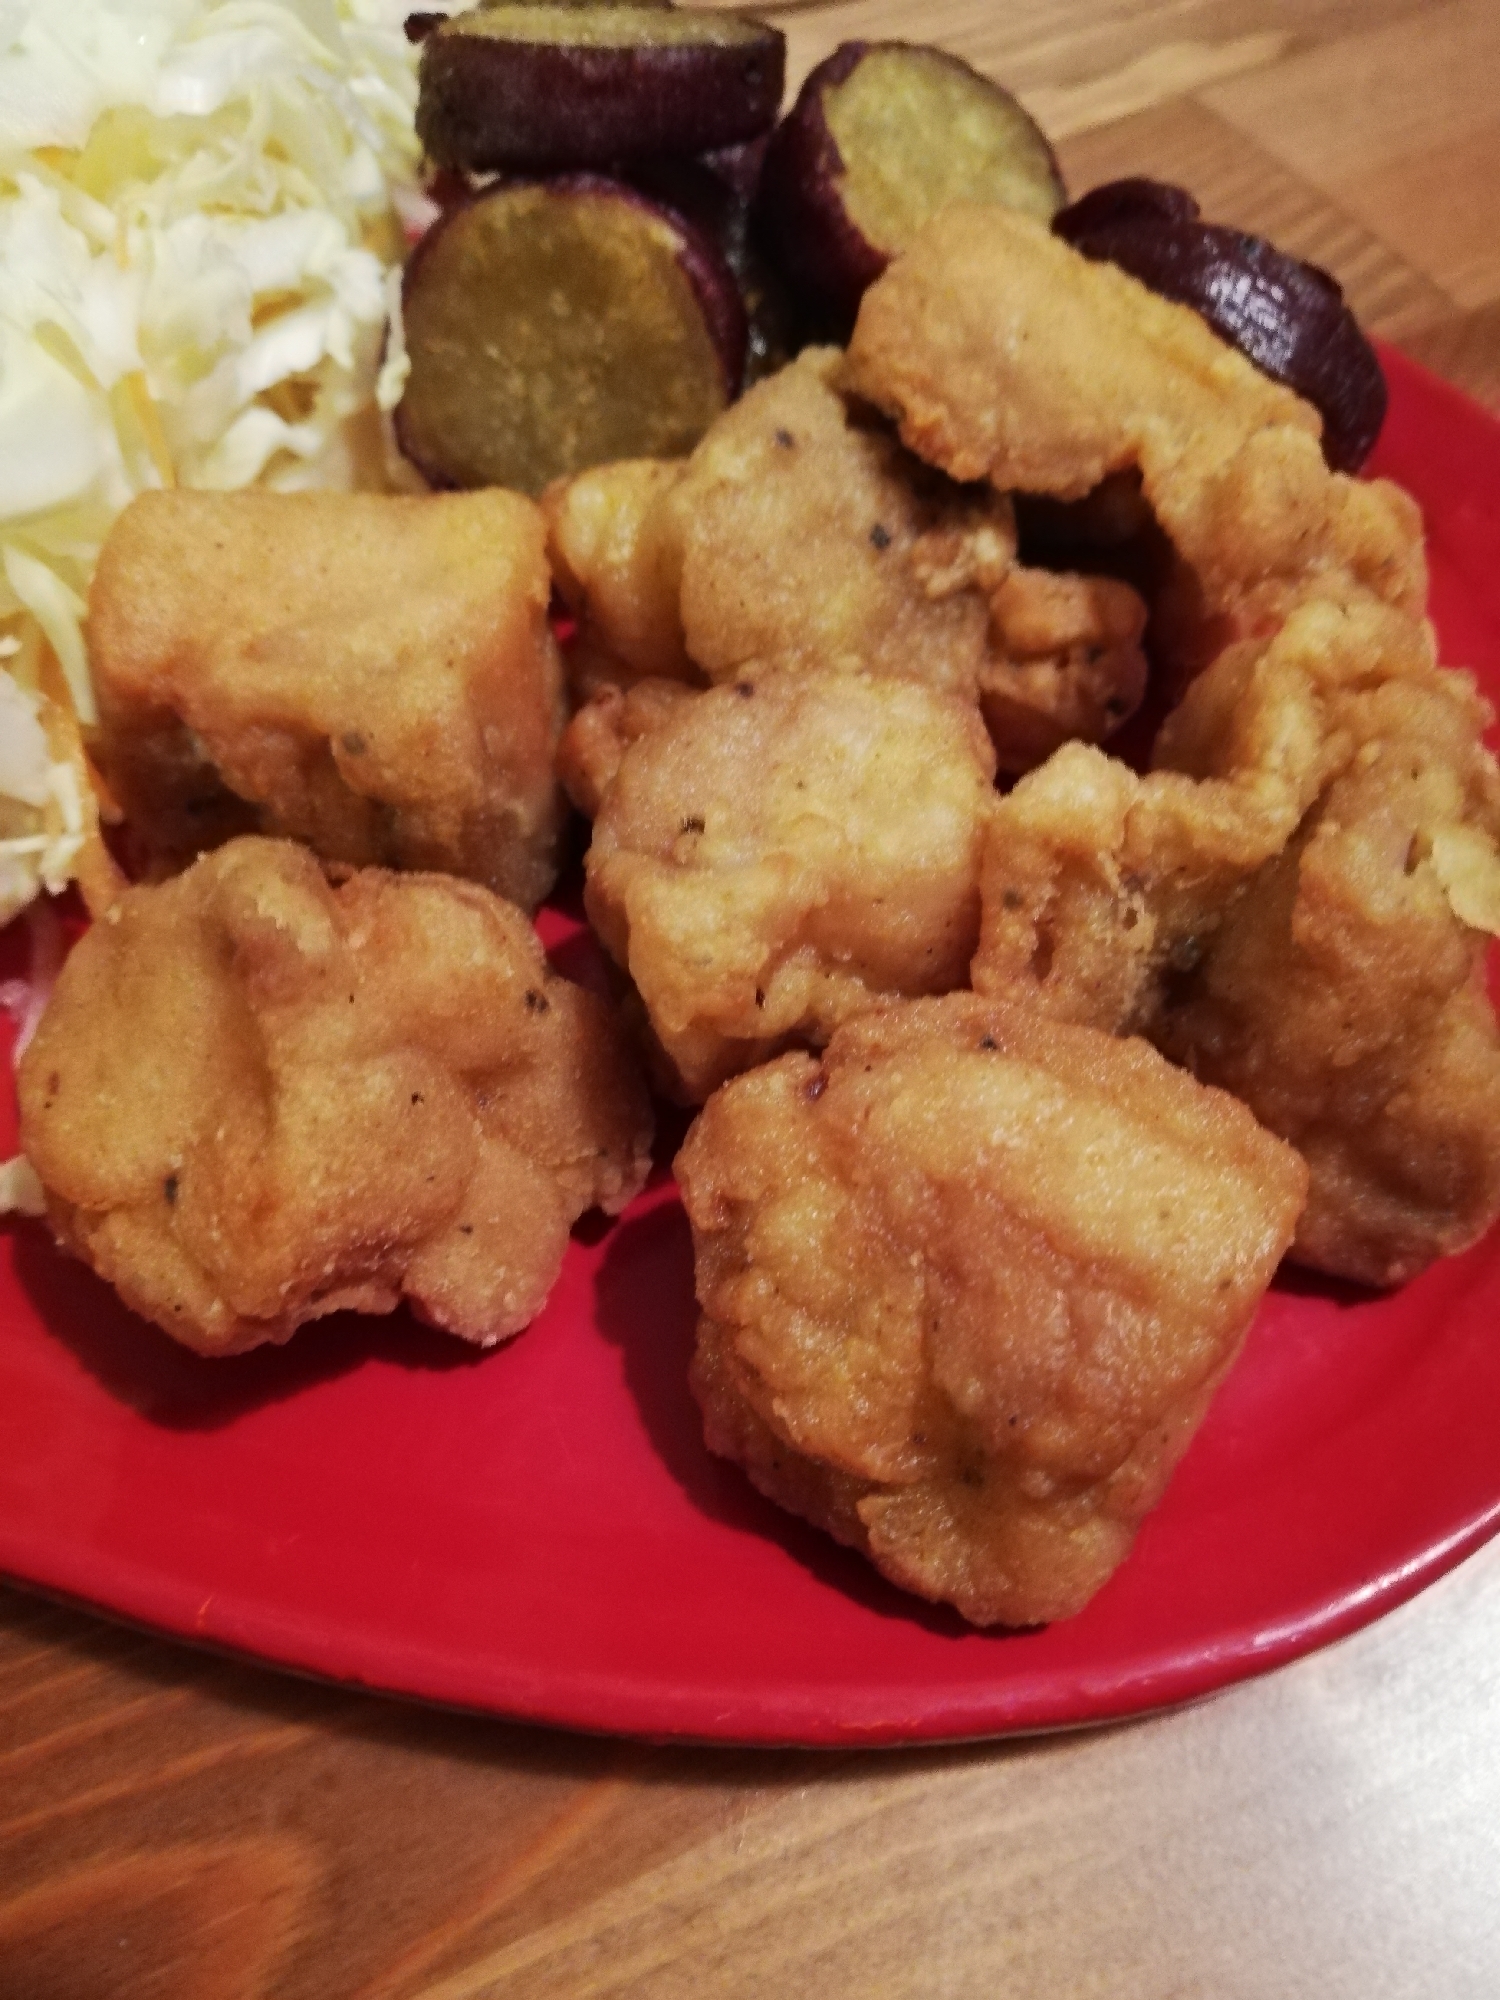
[88,489,567,911]
[543,349,1150,770]
[542,458,698,692]
[17,838,652,1355]
[1152,666,1500,1285]
[668,348,1016,696]
[677,995,1307,1628]
[844,204,1427,644]
[983,566,1148,774]
[846,206,1500,1281]
[555,677,698,819]
[973,596,1428,1031]
[975,594,1500,1280]
[569,668,997,1101]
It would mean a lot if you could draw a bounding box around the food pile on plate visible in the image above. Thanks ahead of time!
[6,4,1500,1632]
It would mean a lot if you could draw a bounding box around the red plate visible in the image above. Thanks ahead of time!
[3,346,1499,1745]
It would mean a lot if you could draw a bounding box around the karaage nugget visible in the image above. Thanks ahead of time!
[975,591,1500,1281]
[569,667,997,1101]
[555,677,697,821]
[542,457,697,692]
[1152,665,1500,1285]
[88,489,567,910]
[844,204,1426,647]
[849,206,1500,1281]
[544,349,1150,771]
[677,995,1307,1627]
[17,838,652,1355]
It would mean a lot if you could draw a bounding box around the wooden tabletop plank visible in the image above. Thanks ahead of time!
[1202,0,1500,313]
[1054,98,1456,343]
[5,1540,1500,1998]
[762,0,1437,107]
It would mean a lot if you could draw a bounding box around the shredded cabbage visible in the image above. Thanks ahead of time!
[0,0,451,919]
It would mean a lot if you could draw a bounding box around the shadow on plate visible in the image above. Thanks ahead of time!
[1269,1259,1377,1308]
[589,1197,1015,1645]
[6,1220,487,1434]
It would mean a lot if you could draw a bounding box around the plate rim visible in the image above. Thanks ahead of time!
[3,341,1499,1748]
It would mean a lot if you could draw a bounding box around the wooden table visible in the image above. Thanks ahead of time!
[5,3,1500,1993]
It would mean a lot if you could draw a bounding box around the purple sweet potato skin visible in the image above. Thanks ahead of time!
[628,143,798,383]
[753,41,883,338]
[1054,178,1387,472]
[417,23,786,173]
[754,41,1067,340]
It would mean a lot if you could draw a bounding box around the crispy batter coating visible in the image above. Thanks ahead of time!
[570,668,997,1101]
[844,204,1426,642]
[18,838,652,1355]
[88,490,567,911]
[974,597,1454,1032]
[669,348,1015,694]
[677,996,1307,1627]
[984,566,1148,773]
[543,349,1151,771]
[847,205,1500,1282]
[1152,666,1500,1285]
[542,457,697,691]
[555,676,697,820]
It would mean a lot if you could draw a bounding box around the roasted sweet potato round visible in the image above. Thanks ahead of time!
[395,176,746,496]
[755,40,1066,334]
[629,143,799,383]
[1053,178,1387,472]
[409,0,676,35]
[416,5,786,173]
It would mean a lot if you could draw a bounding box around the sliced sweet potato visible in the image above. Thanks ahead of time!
[1054,178,1387,472]
[417,6,785,173]
[755,41,1065,334]
[408,0,676,36]
[395,176,746,497]
[629,143,799,383]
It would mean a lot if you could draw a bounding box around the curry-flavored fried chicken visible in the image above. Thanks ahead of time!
[677,996,1307,1628]
[18,839,652,1355]
[88,489,567,911]
[566,668,997,1101]
[543,349,1150,772]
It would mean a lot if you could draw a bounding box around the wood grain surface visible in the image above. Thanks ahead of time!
[5,3,1500,1995]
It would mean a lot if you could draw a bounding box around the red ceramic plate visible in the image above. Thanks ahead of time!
[3,346,1499,1746]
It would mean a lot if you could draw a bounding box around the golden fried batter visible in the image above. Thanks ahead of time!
[984,566,1148,774]
[18,838,652,1354]
[844,204,1426,642]
[542,457,697,691]
[88,489,567,911]
[570,668,997,1101]
[555,676,696,820]
[667,348,1015,695]
[973,597,1448,1033]
[678,995,1307,1628]
[846,205,1500,1282]
[543,349,1151,771]
[1152,665,1500,1285]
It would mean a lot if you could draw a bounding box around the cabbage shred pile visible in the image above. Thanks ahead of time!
[0,0,442,924]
